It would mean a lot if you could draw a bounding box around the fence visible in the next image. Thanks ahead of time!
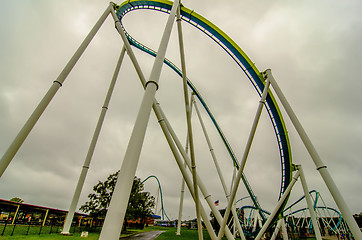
[0,220,102,237]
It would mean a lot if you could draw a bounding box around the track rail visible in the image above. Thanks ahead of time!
[115,0,292,212]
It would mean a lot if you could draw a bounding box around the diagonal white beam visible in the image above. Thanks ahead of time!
[0,5,112,177]
[255,170,300,240]
[99,2,180,239]
[61,46,126,235]
[176,5,203,239]
[266,69,362,239]
[192,95,246,240]
[218,74,271,239]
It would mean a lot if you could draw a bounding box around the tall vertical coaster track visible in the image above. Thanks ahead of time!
[115,0,292,220]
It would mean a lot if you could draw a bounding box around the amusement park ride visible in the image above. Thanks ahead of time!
[0,0,360,239]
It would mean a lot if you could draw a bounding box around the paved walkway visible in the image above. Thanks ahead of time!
[322,236,338,240]
[121,231,165,240]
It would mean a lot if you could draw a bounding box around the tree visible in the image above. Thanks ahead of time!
[80,171,154,229]
[10,197,24,203]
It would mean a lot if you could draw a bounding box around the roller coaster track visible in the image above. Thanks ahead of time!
[283,190,343,232]
[236,191,343,235]
[115,0,293,223]
[142,175,171,221]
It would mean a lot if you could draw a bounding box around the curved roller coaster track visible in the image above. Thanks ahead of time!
[115,0,293,217]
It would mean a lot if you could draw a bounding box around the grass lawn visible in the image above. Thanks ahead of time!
[152,227,216,240]
[0,227,223,240]
[0,232,100,240]
[0,225,323,239]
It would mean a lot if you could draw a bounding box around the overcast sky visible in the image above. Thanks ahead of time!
[0,0,361,223]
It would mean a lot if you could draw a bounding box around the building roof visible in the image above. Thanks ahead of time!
[0,198,87,216]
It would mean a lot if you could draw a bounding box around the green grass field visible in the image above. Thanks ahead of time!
[0,225,322,239]
[0,225,215,239]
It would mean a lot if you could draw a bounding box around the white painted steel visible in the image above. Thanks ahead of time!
[270,219,283,240]
[154,102,217,239]
[176,130,189,235]
[111,9,213,237]
[217,77,271,239]
[156,104,236,240]
[0,5,112,177]
[266,69,362,239]
[255,170,300,240]
[231,205,246,240]
[176,174,186,235]
[192,96,229,195]
[298,165,322,240]
[111,7,187,237]
[271,218,288,240]
[281,219,289,240]
[111,12,189,236]
[193,96,246,240]
[99,2,179,239]
[61,47,126,234]
[176,7,203,239]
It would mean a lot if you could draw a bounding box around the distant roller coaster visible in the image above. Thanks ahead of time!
[142,175,170,221]
[235,191,346,238]
[0,1,360,240]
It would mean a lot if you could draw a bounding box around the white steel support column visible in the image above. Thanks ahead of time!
[176,133,189,235]
[230,166,237,195]
[111,7,213,237]
[252,210,258,232]
[266,69,362,239]
[193,96,246,240]
[176,174,186,235]
[270,219,283,240]
[281,218,289,240]
[155,105,236,240]
[154,102,217,239]
[231,205,246,240]
[255,170,301,240]
[298,165,322,240]
[0,5,112,177]
[192,95,229,194]
[218,76,271,240]
[61,47,126,234]
[112,6,186,236]
[271,218,289,240]
[176,6,203,239]
[99,2,179,239]
[110,4,230,239]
